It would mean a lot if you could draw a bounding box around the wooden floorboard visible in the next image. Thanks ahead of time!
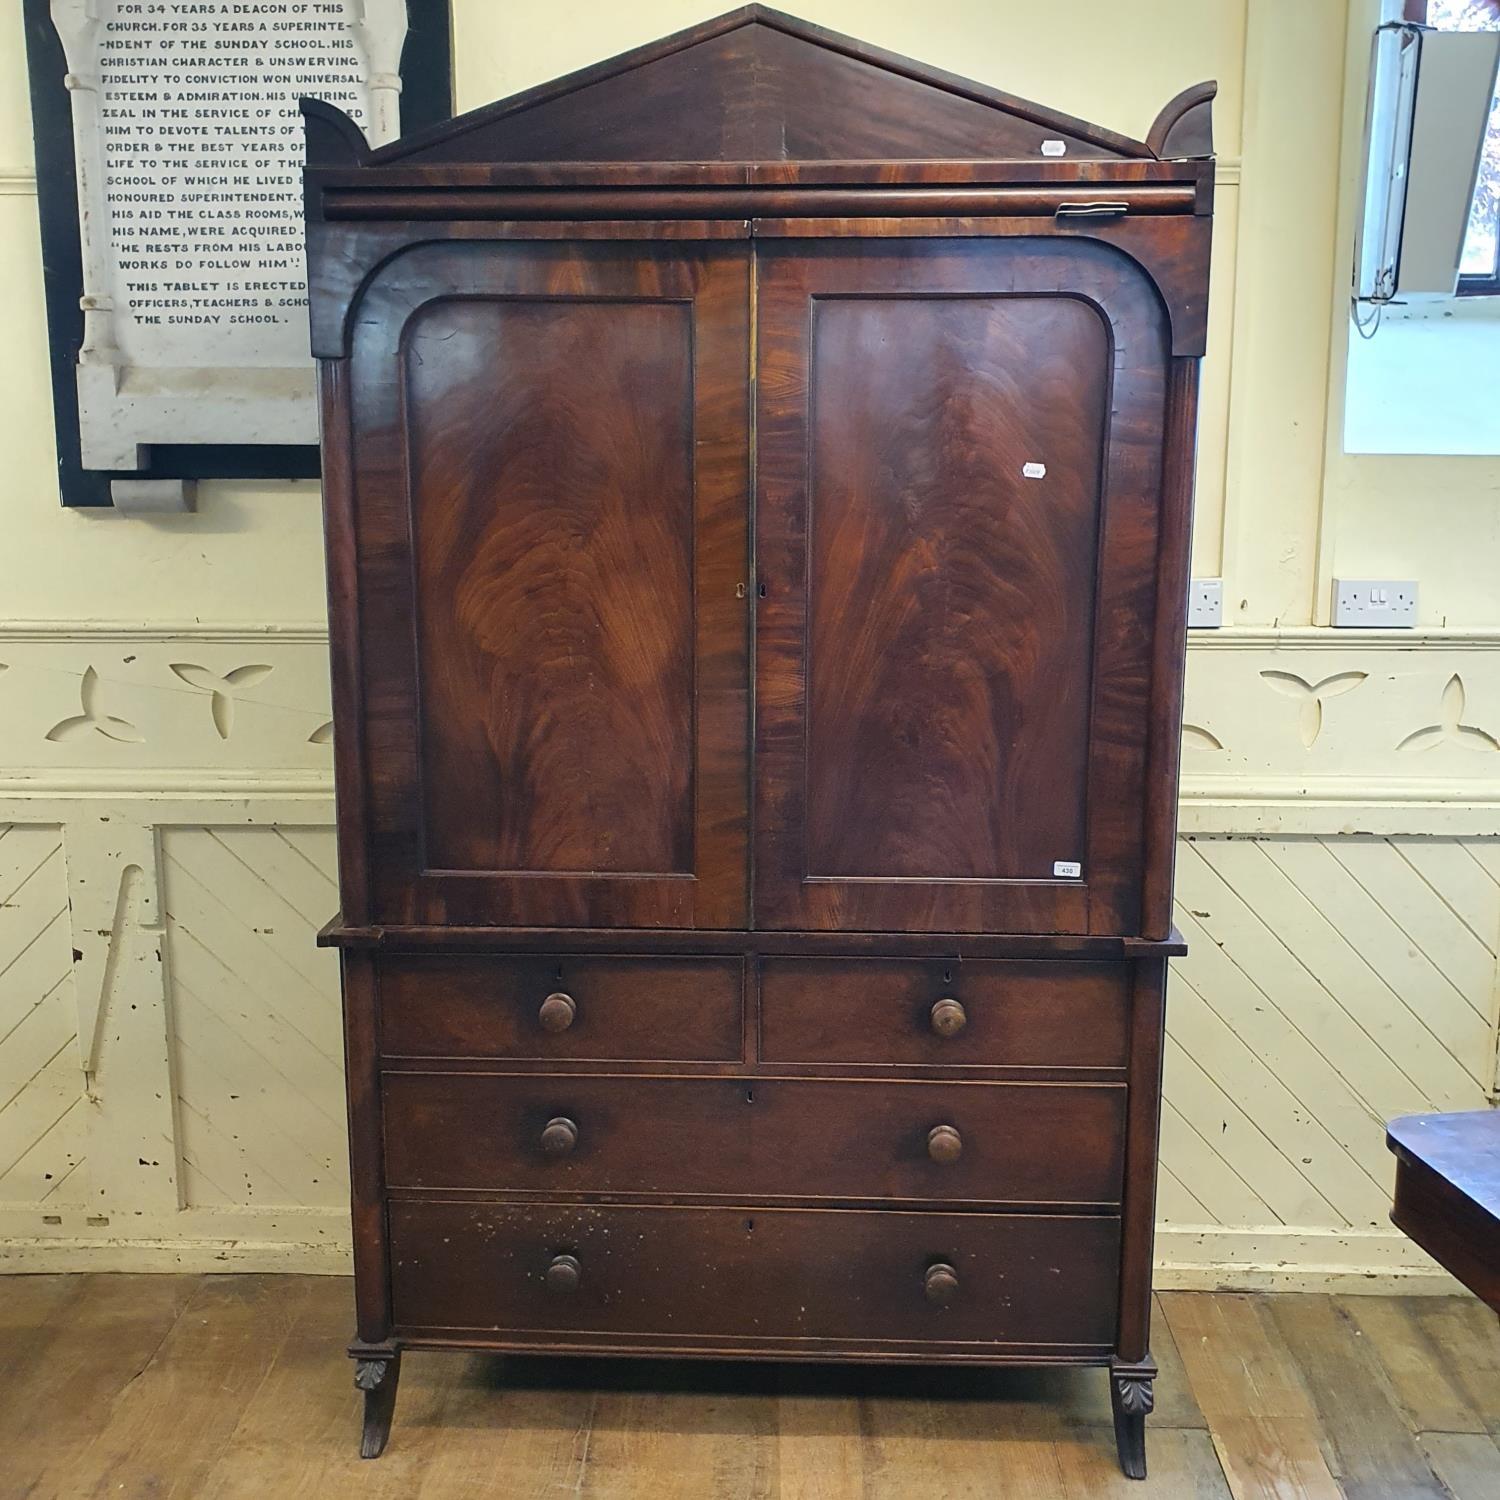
[0,1274,201,1499]
[1338,1296,1489,1438]
[1264,1293,1449,1499]
[2,1276,1498,1498]
[0,1272,83,1386]
[34,1275,313,1500]
[1417,1433,1500,1500]
[1408,1296,1500,1440]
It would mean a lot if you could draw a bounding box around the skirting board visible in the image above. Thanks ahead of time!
[0,1206,350,1275]
[1153,1226,1461,1296]
[0,1215,1466,1296]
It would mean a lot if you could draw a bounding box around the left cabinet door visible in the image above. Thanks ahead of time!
[338,241,751,929]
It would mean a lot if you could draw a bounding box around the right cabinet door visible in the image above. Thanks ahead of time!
[754,237,1172,934]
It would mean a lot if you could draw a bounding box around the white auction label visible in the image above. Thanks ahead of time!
[1022,461,1047,479]
[1053,861,1083,879]
[1041,139,1068,157]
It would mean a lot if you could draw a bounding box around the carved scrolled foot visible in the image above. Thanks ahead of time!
[352,1349,401,1459]
[1110,1358,1156,1481]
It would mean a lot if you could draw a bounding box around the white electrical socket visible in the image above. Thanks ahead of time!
[1332,579,1418,627]
[1188,578,1223,628]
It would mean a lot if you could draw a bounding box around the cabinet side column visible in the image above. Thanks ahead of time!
[1117,955,1167,1362]
[341,948,392,1344]
[1140,357,1199,939]
[319,357,372,927]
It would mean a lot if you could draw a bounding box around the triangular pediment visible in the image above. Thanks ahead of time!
[372,6,1154,166]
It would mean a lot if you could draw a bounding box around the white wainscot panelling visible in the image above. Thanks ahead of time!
[0,623,350,1268]
[1167,630,1500,1290]
[0,810,352,1272]
[164,827,347,1211]
[0,622,333,793]
[0,623,1498,1288]
[1157,833,1500,1293]
[1181,629,1500,834]
[0,828,87,1209]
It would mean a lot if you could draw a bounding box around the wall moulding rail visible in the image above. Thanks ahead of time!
[0,620,331,642]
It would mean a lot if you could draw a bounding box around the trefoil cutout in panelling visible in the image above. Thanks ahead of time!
[1182,724,1224,752]
[169,663,274,741]
[1259,670,1367,748]
[45,667,143,744]
[1397,675,1500,754]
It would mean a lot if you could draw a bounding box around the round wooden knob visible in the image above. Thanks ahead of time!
[538,992,577,1033]
[927,1124,963,1165]
[545,1253,581,1294]
[540,1116,579,1156]
[929,997,967,1037]
[925,1262,959,1305]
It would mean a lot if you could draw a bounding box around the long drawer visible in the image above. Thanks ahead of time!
[379,955,744,1062]
[388,1200,1121,1352]
[382,1073,1125,1205]
[759,958,1129,1068]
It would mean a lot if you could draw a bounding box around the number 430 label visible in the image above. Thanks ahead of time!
[1053,861,1083,879]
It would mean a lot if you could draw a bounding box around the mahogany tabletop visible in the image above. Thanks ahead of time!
[1388,1109,1500,1314]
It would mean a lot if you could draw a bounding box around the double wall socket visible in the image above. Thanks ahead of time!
[1332,579,1418,627]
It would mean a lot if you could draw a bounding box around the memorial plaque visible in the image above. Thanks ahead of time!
[23,0,451,507]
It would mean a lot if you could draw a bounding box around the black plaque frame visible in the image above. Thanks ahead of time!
[22,0,454,507]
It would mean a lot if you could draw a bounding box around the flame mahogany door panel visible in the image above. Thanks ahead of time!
[754,238,1171,934]
[346,242,751,928]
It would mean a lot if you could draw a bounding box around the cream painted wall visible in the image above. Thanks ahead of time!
[1,0,1492,627]
[0,6,328,627]
[1,0,1498,1288]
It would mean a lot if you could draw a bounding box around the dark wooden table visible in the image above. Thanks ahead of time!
[1389,1109,1500,1314]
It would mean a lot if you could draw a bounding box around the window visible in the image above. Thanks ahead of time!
[1409,0,1500,293]
[1347,3,1500,454]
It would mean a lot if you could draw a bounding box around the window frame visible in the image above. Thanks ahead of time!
[1404,0,1500,295]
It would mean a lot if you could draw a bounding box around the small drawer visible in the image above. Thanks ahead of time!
[383,1074,1124,1206]
[378,955,743,1062]
[759,958,1128,1068]
[389,1200,1121,1352]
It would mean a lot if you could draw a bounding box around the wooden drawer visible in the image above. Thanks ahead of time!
[759,958,1128,1068]
[379,956,743,1062]
[383,1074,1124,1206]
[389,1200,1121,1352]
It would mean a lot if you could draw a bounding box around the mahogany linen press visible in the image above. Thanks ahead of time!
[301,7,1214,1479]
